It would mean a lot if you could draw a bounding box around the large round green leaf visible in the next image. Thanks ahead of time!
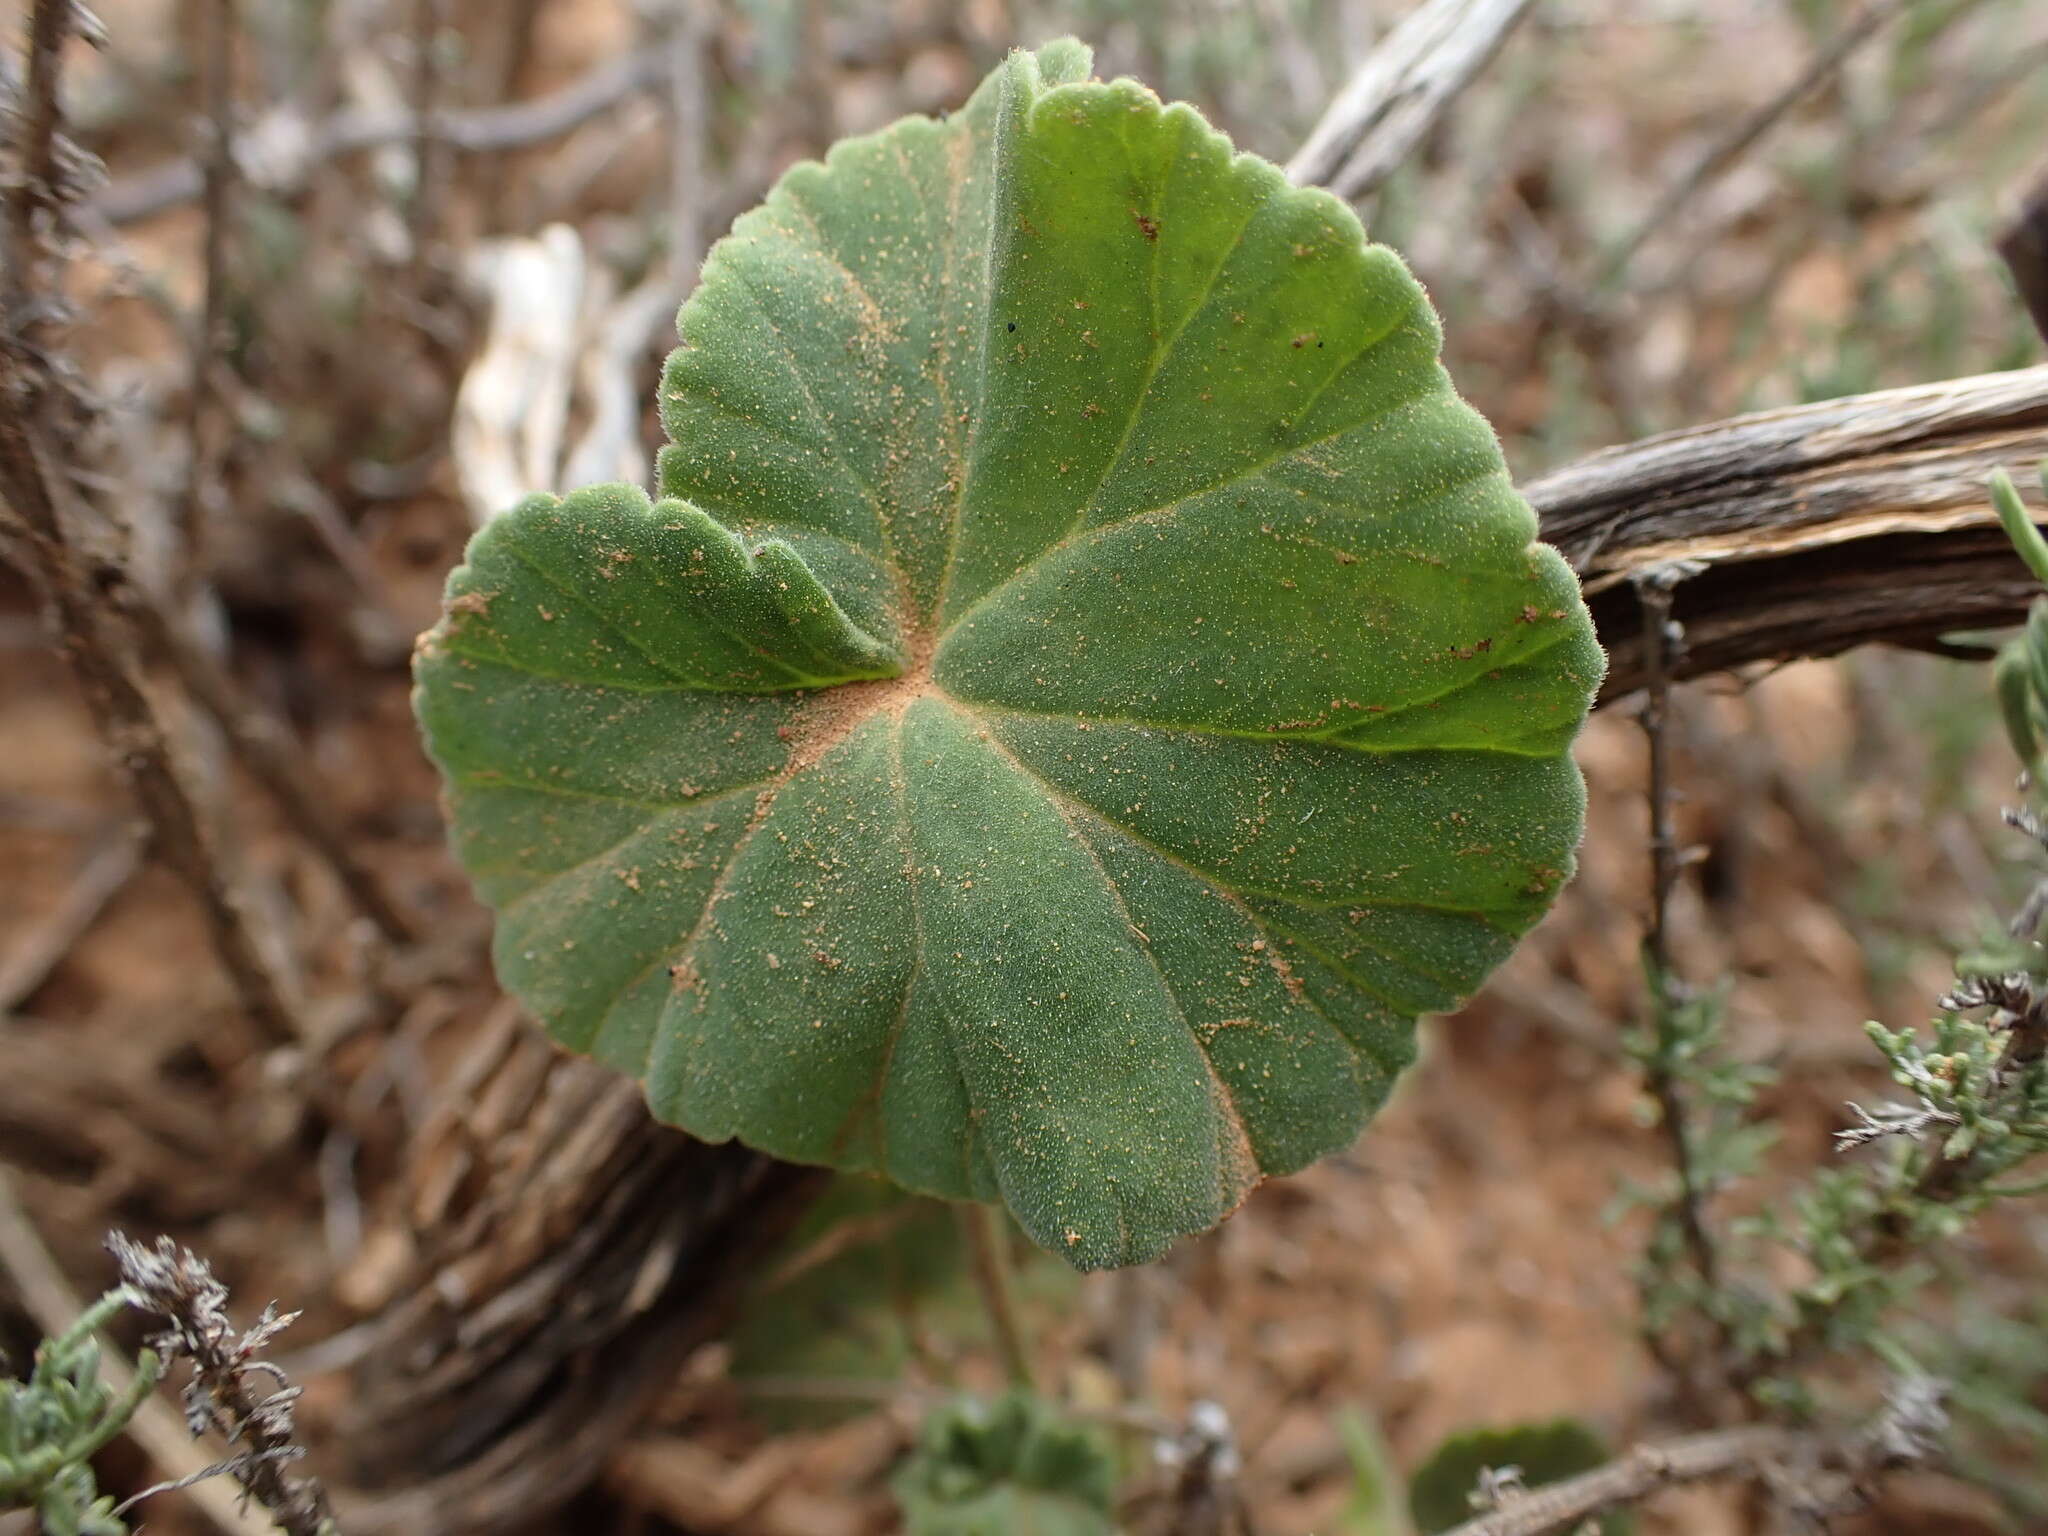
[414,39,1603,1270]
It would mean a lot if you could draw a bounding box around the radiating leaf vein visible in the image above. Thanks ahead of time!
[497,790,759,912]
[1063,168,1268,539]
[936,369,1443,644]
[727,260,894,561]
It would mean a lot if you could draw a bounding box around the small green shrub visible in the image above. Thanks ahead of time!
[892,1392,1116,1536]
[0,1288,159,1536]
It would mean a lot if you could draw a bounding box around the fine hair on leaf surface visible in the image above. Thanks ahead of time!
[413,37,1604,1270]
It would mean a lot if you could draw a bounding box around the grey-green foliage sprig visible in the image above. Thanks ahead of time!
[0,1287,161,1536]
[1732,464,2048,1415]
[1629,463,2048,1445]
[1748,977,2048,1408]
[1622,977,1779,1351]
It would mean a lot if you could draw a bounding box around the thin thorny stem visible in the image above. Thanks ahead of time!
[1441,1376,1946,1536]
[1635,575,1720,1296]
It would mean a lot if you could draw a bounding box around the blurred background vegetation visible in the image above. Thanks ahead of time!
[4,0,2048,1531]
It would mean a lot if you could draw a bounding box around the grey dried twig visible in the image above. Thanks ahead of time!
[1438,1379,1946,1536]
[1832,1098,1960,1150]
[104,1234,336,1536]
[1286,0,1534,201]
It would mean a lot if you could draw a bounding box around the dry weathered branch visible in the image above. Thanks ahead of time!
[1528,365,2048,701]
[346,1025,826,1535]
[1440,1379,1944,1536]
[1285,0,1534,200]
[1440,1425,1787,1536]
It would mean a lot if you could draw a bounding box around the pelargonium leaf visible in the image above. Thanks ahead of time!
[414,39,1604,1270]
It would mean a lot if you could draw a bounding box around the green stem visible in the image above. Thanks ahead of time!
[959,1203,1035,1391]
[1992,468,2048,586]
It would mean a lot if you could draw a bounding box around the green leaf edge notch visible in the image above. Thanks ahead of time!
[414,38,1605,1270]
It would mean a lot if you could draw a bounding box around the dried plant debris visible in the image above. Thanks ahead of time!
[104,1232,336,1536]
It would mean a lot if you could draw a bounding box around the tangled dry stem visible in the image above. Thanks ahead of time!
[1441,1377,1948,1536]
[105,1233,337,1536]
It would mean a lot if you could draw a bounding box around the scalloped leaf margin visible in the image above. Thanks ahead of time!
[414,39,1605,1270]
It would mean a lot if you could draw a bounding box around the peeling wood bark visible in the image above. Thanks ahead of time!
[346,1018,826,1534]
[1528,365,2048,700]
